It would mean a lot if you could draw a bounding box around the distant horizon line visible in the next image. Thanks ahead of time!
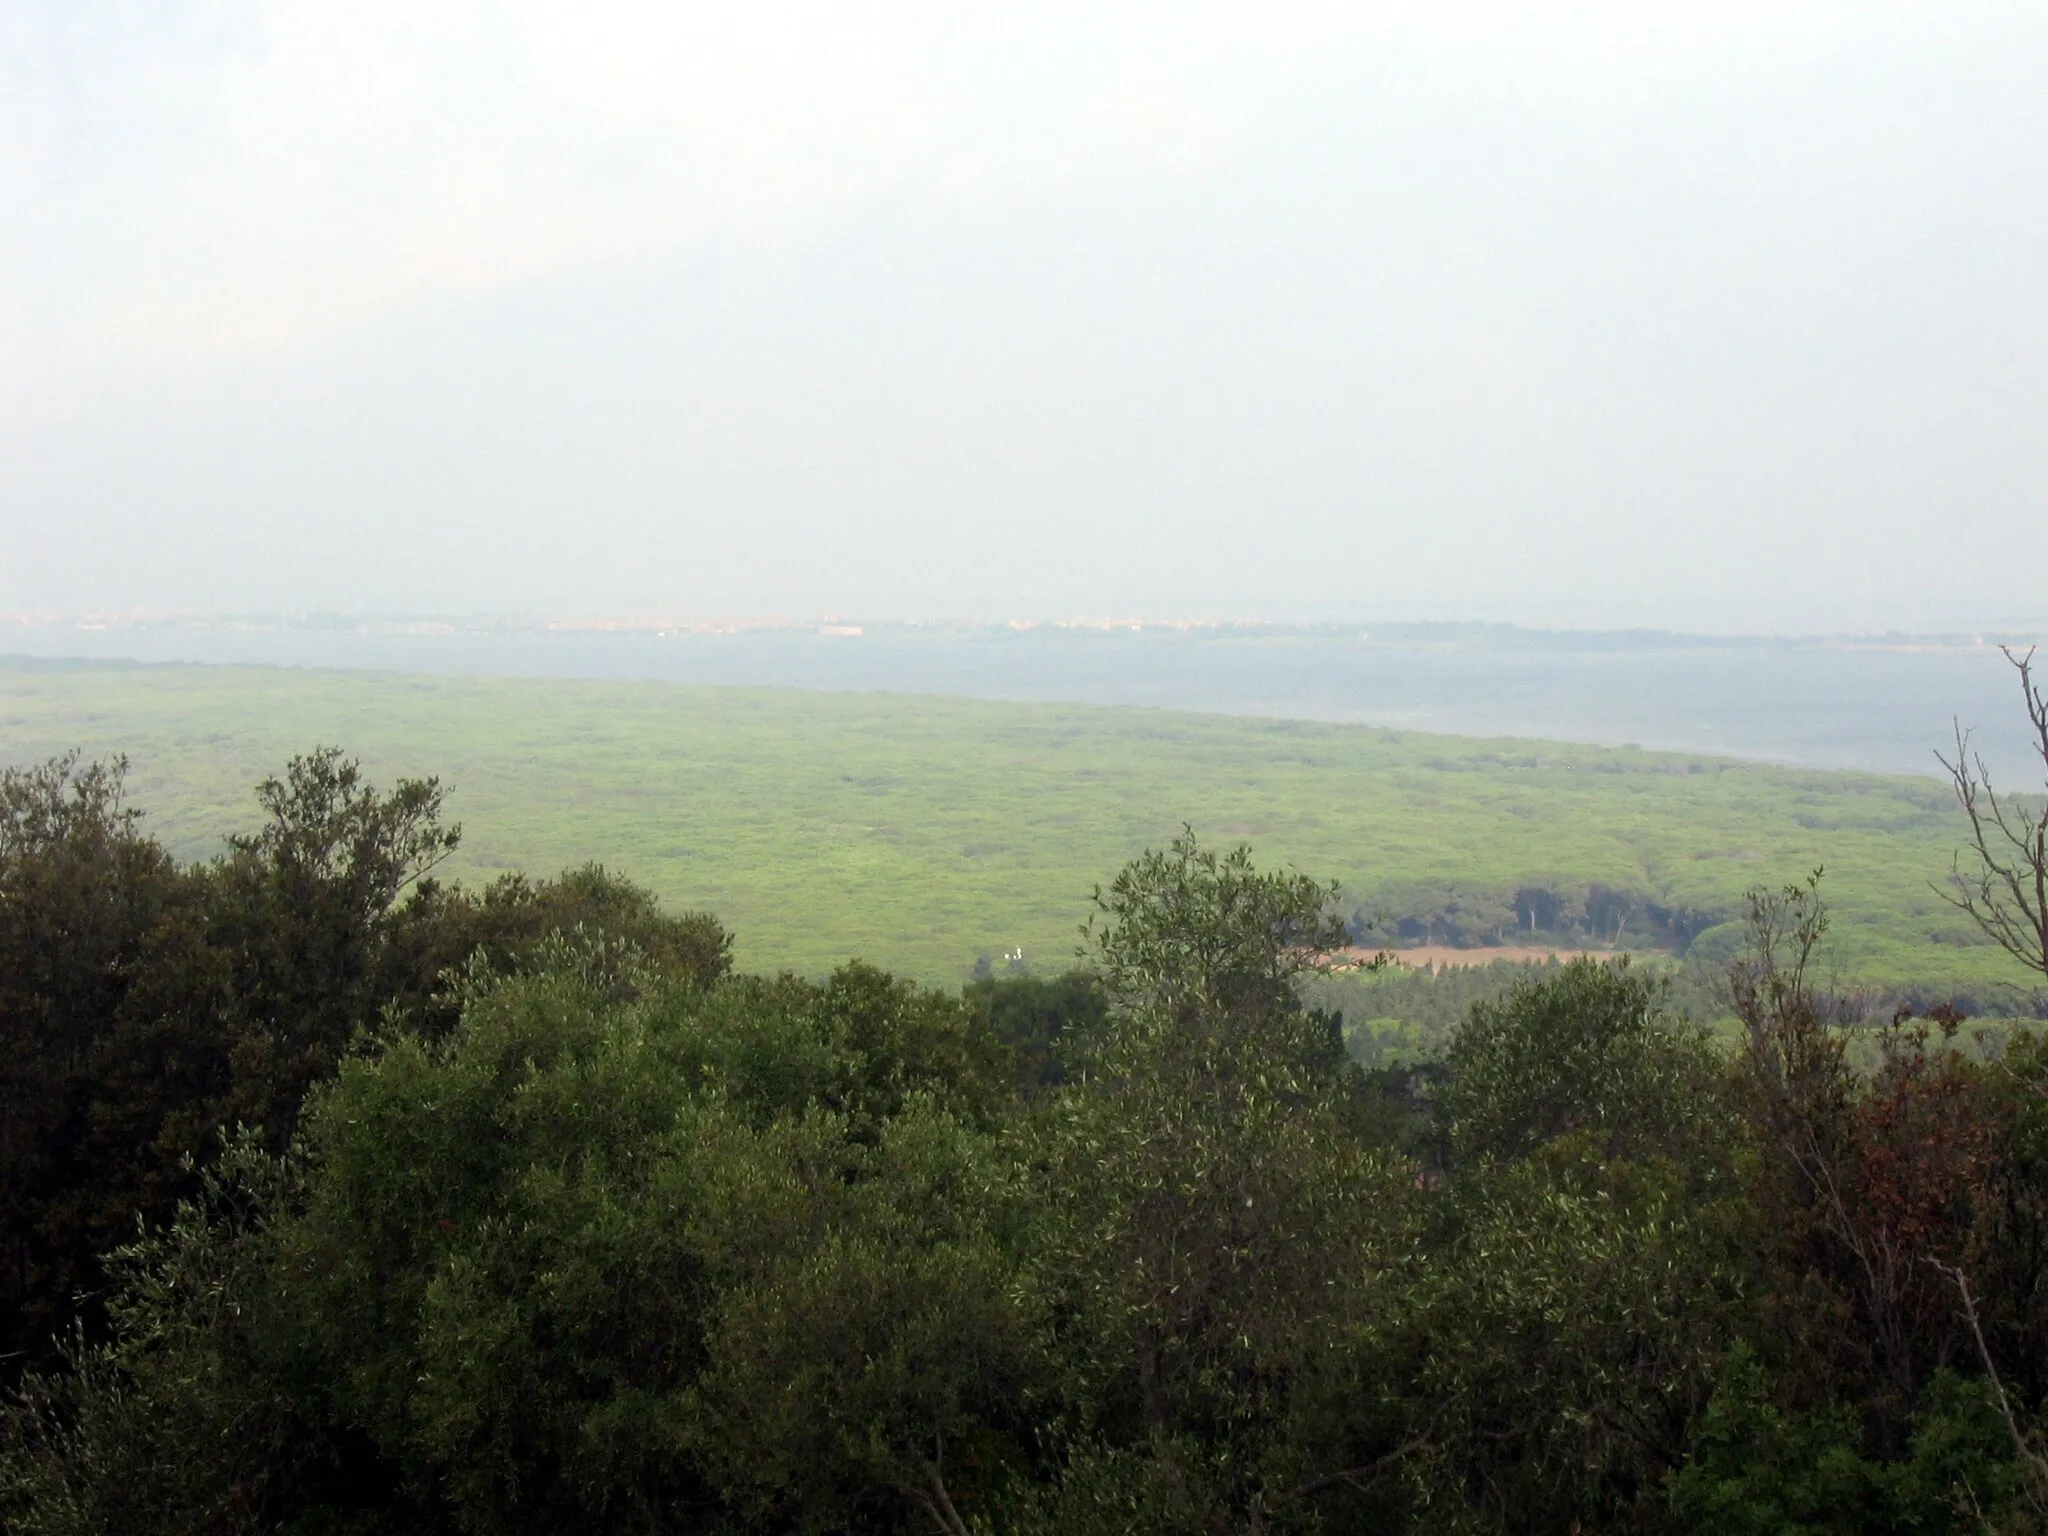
[3,607,2043,650]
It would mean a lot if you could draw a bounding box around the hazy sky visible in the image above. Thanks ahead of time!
[4,2,2044,630]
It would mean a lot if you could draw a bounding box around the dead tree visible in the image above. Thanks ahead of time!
[1937,645,2048,988]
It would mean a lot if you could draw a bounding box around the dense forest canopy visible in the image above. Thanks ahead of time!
[4,694,2048,1532]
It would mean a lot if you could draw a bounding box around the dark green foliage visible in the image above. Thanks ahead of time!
[1304,956,1725,1070]
[0,750,729,1382]
[14,803,2048,1535]
[1670,1346,2025,1534]
[0,754,199,1376]
[1404,1138,1745,1528]
[1385,961,1745,1528]
[1341,1058,1450,1162]
[379,862,732,1038]
[1082,828,1348,1033]
[961,969,1109,1092]
[195,746,463,1149]
[281,953,1026,1535]
[1360,881,1521,948]
[3,947,1036,1535]
[0,1140,325,1536]
[1351,879,1733,954]
[1972,1030,2048,1408]
[1032,831,1418,1532]
[1440,958,1725,1168]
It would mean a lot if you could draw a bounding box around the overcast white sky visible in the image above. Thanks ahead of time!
[3,2,2044,630]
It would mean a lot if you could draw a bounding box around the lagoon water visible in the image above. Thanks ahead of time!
[5,621,2040,784]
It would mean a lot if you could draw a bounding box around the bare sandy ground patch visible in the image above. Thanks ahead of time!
[1335,944,1618,972]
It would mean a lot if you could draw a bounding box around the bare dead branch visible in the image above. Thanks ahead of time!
[911,1462,972,1536]
[911,1487,966,1536]
[1935,647,2048,985]
[1929,1259,2048,1513]
[1261,1437,1428,1515]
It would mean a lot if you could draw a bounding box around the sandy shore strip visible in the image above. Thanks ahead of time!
[1334,944,1616,971]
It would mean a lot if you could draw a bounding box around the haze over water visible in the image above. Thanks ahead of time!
[7,7,2042,788]
[6,620,2038,784]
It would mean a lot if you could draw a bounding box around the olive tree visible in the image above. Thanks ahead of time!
[1034,831,1418,1533]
